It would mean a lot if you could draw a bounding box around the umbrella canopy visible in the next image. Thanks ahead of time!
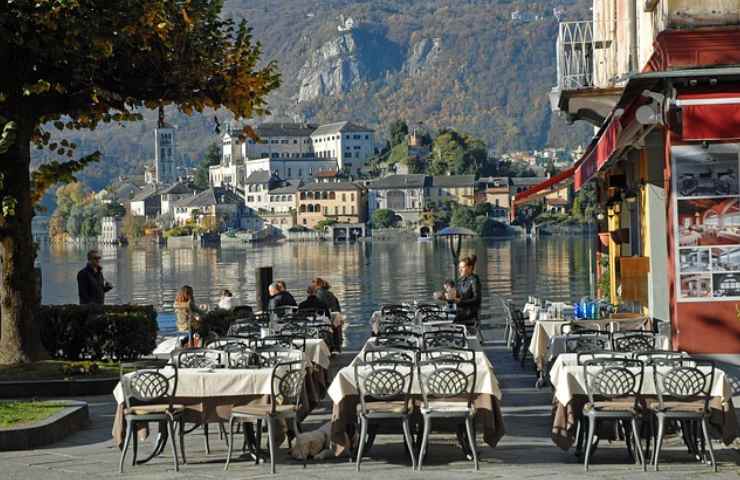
[435,226,477,237]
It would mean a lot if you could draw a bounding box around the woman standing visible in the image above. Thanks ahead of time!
[174,285,208,346]
[450,255,482,331]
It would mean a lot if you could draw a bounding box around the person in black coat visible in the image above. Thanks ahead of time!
[451,255,482,330]
[77,249,112,305]
[298,285,330,317]
[276,280,297,307]
[268,282,297,316]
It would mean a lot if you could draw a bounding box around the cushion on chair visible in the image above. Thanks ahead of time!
[584,400,637,413]
[648,400,707,413]
[232,403,297,417]
[124,404,185,415]
[420,400,474,414]
[358,400,408,415]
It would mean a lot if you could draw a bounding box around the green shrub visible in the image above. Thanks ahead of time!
[200,309,250,337]
[38,305,158,361]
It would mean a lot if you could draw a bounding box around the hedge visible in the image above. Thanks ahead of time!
[38,305,158,361]
[200,306,254,337]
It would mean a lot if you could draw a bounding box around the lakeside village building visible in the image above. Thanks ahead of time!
[103,120,572,237]
[514,0,740,360]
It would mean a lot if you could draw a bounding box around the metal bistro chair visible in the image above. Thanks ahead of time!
[225,358,308,474]
[565,333,611,354]
[511,308,534,366]
[257,334,307,352]
[650,358,717,471]
[422,329,468,349]
[501,299,515,350]
[205,337,252,353]
[171,349,228,455]
[371,333,420,351]
[227,321,262,338]
[119,361,184,473]
[255,345,305,368]
[416,303,443,315]
[363,345,419,363]
[612,331,657,353]
[417,348,478,471]
[353,356,416,471]
[582,358,646,472]
[379,323,421,337]
[559,323,603,335]
[227,349,261,369]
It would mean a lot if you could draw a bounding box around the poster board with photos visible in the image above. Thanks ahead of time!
[673,143,740,301]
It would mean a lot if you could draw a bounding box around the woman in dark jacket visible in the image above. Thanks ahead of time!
[452,255,482,330]
[313,277,341,312]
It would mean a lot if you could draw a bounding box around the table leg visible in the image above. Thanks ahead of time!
[135,421,169,465]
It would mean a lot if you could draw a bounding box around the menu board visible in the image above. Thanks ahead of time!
[673,143,740,301]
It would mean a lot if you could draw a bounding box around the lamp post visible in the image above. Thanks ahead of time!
[435,226,477,280]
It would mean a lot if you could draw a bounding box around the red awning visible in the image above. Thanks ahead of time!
[677,90,740,141]
[513,164,578,206]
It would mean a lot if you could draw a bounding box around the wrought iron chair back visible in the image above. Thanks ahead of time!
[511,309,529,337]
[172,348,225,368]
[278,323,308,338]
[416,303,443,315]
[565,334,611,353]
[227,321,261,337]
[269,359,307,414]
[417,348,476,409]
[205,337,251,353]
[379,323,420,337]
[255,346,304,368]
[420,312,448,323]
[576,352,628,365]
[363,345,418,363]
[271,305,298,319]
[227,349,261,369]
[354,357,414,415]
[257,334,306,351]
[253,312,271,326]
[381,304,411,315]
[583,358,644,404]
[612,333,656,353]
[652,358,714,410]
[381,311,415,324]
[120,361,178,410]
[371,333,420,350]
[422,329,468,349]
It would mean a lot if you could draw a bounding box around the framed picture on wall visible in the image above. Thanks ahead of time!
[674,144,740,198]
[679,273,712,298]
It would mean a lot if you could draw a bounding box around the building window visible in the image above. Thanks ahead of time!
[346,152,352,158]
[287,168,292,176]
[272,153,279,158]
[365,135,369,140]
[342,193,346,202]
[342,206,346,214]
[298,169,302,176]
[271,139,279,144]
[351,205,355,215]
[354,146,361,150]
[302,218,307,225]
[334,206,338,215]
[345,135,350,139]
[281,139,288,144]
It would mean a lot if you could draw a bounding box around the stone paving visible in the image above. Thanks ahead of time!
[2,329,740,479]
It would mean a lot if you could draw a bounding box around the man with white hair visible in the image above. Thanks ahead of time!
[77,249,113,305]
[268,281,296,316]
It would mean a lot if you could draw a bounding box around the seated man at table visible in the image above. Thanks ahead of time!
[299,285,330,317]
[269,282,297,317]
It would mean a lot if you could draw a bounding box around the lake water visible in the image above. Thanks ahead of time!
[38,236,595,350]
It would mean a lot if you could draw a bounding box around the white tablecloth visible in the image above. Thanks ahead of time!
[153,338,330,370]
[528,315,651,370]
[114,366,275,404]
[327,340,501,403]
[548,353,732,406]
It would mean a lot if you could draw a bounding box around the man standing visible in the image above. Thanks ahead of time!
[77,249,113,305]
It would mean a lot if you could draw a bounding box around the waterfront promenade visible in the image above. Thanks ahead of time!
[2,327,739,479]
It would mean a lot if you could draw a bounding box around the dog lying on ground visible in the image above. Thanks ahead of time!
[289,421,334,461]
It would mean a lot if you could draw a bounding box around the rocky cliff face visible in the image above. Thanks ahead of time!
[404,37,442,77]
[297,32,362,103]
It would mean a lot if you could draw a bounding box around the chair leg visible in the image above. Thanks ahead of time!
[179,417,187,464]
[203,422,210,455]
[167,419,180,472]
[654,414,665,471]
[266,417,278,474]
[255,419,263,465]
[465,416,479,471]
[119,420,133,473]
[417,416,430,471]
[356,416,368,472]
[402,416,417,470]
[220,421,229,447]
[225,417,236,471]
[583,415,596,472]
[630,417,645,471]
[701,417,717,472]
[574,418,583,458]
[131,423,139,465]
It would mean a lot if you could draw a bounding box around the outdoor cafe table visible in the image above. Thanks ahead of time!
[548,353,738,450]
[327,337,505,455]
[111,339,331,448]
[528,314,652,371]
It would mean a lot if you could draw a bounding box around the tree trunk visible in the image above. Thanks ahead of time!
[0,116,47,365]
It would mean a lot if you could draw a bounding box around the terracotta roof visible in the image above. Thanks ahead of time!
[311,121,374,137]
[368,174,428,190]
[174,187,242,208]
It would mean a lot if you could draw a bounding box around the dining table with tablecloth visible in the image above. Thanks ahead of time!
[548,352,738,450]
[111,338,331,449]
[528,313,653,371]
[326,336,505,455]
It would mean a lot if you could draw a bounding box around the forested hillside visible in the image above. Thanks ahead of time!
[32,0,592,191]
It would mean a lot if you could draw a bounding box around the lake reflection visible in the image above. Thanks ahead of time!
[38,237,594,350]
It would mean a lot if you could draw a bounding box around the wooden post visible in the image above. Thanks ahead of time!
[255,266,273,312]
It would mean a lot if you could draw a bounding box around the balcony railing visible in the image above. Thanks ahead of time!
[556,20,620,91]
